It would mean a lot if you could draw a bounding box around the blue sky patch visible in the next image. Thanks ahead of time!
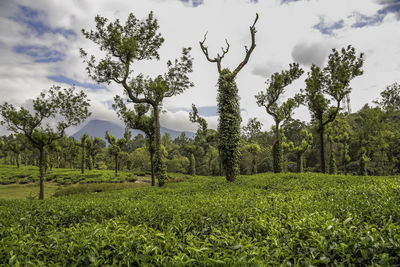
[13,45,64,63]
[314,17,344,35]
[48,75,107,90]
[352,2,400,28]
[179,0,204,7]
[12,5,76,38]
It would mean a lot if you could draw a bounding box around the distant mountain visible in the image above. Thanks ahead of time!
[71,119,195,141]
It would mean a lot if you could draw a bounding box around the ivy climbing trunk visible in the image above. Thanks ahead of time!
[150,150,155,186]
[153,106,166,186]
[217,71,241,182]
[273,121,283,173]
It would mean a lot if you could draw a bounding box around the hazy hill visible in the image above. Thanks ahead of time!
[71,119,195,140]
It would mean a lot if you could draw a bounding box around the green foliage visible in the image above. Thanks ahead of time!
[329,151,337,174]
[302,46,364,173]
[375,82,400,112]
[1,173,400,265]
[256,63,304,173]
[189,153,196,176]
[0,86,91,199]
[218,69,241,181]
[82,12,193,187]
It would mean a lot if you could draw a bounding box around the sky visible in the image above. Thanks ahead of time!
[0,0,399,135]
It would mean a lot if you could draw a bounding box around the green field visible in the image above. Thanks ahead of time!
[1,172,400,265]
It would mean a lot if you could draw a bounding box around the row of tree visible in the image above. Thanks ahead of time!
[1,11,399,200]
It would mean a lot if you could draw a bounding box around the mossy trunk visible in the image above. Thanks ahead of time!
[150,150,155,186]
[329,151,337,174]
[296,152,303,173]
[189,153,196,176]
[81,145,85,174]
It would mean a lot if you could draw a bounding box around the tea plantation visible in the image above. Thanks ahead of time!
[1,172,400,265]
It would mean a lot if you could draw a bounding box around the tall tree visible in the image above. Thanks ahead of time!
[114,96,157,186]
[0,86,90,199]
[81,12,193,186]
[302,45,364,173]
[255,63,304,173]
[199,14,258,182]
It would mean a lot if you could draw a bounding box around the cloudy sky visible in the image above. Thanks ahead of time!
[0,0,399,135]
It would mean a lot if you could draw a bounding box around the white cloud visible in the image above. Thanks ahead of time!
[0,0,399,135]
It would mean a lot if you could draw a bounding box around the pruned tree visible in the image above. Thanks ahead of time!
[199,13,258,182]
[3,133,25,168]
[244,143,261,174]
[255,63,304,173]
[81,12,194,186]
[113,96,157,186]
[302,45,364,173]
[0,86,90,199]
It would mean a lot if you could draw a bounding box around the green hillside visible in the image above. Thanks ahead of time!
[1,172,400,265]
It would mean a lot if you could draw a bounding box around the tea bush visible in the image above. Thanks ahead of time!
[1,172,400,265]
[0,165,137,185]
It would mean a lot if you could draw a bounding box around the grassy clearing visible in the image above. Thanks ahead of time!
[1,172,400,265]
[0,182,59,200]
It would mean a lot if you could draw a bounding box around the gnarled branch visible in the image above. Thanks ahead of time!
[199,32,230,74]
[231,13,258,79]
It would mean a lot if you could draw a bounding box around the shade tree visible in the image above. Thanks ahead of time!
[302,45,364,173]
[81,12,194,186]
[0,86,90,199]
[255,63,304,173]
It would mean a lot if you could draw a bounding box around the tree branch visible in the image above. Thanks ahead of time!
[231,13,258,79]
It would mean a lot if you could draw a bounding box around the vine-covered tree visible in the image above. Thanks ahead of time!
[302,45,364,173]
[0,86,90,199]
[199,14,258,182]
[255,63,304,173]
[81,12,194,186]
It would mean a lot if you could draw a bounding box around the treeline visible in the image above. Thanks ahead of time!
[1,83,399,177]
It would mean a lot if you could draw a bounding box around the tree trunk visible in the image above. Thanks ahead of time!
[39,147,45,200]
[226,168,235,182]
[296,152,303,173]
[273,121,282,173]
[81,145,85,174]
[16,153,20,168]
[319,122,326,173]
[153,106,166,186]
[150,150,155,186]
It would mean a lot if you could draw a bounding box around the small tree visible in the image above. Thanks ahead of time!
[256,63,304,173]
[0,86,90,199]
[199,14,258,182]
[244,143,261,174]
[4,134,25,168]
[302,45,364,173]
[293,129,313,173]
[80,133,89,174]
[81,12,193,186]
